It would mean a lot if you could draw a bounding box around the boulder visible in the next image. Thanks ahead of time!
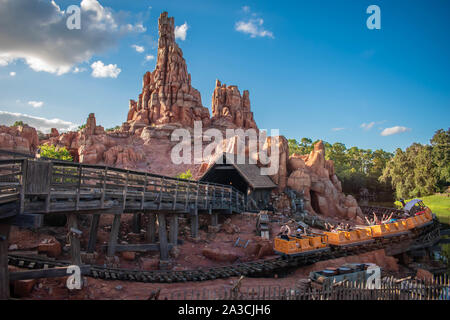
[13,279,37,297]
[416,268,433,282]
[37,240,61,258]
[121,251,136,261]
[140,258,160,270]
[202,248,240,263]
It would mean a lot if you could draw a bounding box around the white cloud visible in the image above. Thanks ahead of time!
[145,55,155,61]
[132,45,145,53]
[380,126,411,136]
[235,18,274,38]
[0,0,145,75]
[0,111,78,133]
[360,122,375,130]
[125,23,146,33]
[175,22,189,41]
[235,7,274,39]
[28,101,44,108]
[91,60,121,78]
[332,127,345,131]
[73,67,87,73]
[9,71,16,77]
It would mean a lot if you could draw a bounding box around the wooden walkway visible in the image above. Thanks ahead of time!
[0,155,248,298]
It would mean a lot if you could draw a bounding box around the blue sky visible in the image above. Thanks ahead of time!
[0,0,449,152]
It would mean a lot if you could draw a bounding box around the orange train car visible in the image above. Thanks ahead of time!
[274,205,435,256]
[324,228,374,246]
[274,234,329,256]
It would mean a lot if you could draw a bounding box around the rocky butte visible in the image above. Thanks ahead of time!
[0,12,363,223]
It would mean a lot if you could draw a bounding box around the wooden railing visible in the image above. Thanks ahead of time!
[157,277,450,300]
[0,157,246,215]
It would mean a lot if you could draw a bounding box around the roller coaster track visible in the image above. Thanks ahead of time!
[7,219,442,283]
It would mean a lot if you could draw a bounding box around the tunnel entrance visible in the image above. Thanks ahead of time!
[199,153,277,211]
[310,190,321,214]
[200,166,249,194]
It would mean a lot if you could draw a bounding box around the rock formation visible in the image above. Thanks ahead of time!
[211,80,258,130]
[0,124,39,154]
[127,12,210,129]
[0,11,362,222]
[286,140,362,220]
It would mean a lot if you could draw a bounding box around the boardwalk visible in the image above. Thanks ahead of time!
[0,153,248,298]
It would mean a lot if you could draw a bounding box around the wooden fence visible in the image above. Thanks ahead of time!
[0,157,246,216]
[157,276,450,300]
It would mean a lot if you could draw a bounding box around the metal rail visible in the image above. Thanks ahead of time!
[8,219,442,283]
[0,156,246,217]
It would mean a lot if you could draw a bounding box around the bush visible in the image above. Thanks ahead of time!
[106,125,121,132]
[39,145,73,161]
[12,121,26,127]
[176,169,193,180]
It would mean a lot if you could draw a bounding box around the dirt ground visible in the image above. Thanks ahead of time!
[7,212,411,300]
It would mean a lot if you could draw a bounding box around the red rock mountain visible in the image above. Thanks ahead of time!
[126,12,211,129]
[0,11,363,222]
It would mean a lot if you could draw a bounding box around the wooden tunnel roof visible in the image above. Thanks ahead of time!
[200,154,277,190]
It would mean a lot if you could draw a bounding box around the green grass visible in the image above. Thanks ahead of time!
[395,194,450,224]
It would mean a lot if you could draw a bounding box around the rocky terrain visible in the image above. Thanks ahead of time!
[0,11,363,223]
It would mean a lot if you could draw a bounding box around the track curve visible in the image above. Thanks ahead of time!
[8,220,441,283]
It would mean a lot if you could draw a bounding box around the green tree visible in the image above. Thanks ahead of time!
[175,169,193,180]
[12,121,26,127]
[39,145,73,161]
[430,128,450,191]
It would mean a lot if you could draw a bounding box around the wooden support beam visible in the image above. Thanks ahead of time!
[107,214,121,257]
[67,213,82,265]
[132,213,141,234]
[146,213,156,243]
[191,208,199,238]
[169,214,178,245]
[87,214,100,253]
[9,265,91,281]
[102,243,174,253]
[0,222,11,300]
[100,167,107,209]
[157,213,169,260]
[211,211,219,227]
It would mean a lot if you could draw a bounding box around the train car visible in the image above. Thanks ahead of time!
[274,201,435,257]
[274,233,329,257]
[310,263,381,290]
[324,229,374,246]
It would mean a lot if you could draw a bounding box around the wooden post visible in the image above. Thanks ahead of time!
[107,214,121,257]
[19,159,27,214]
[67,213,82,265]
[132,213,141,234]
[87,214,100,253]
[122,171,129,211]
[100,167,107,209]
[0,222,11,300]
[141,173,147,210]
[147,213,156,243]
[211,211,219,226]
[75,164,82,211]
[157,213,169,260]
[191,208,199,238]
[169,214,178,245]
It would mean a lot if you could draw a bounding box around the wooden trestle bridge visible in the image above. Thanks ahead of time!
[0,150,246,298]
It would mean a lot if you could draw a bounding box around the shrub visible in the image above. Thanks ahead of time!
[39,145,73,161]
